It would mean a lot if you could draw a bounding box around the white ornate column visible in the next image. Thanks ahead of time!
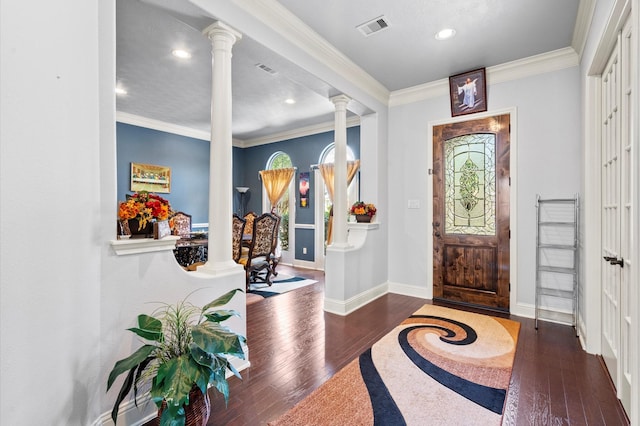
[201,21,242,273]
[330,94,351,247]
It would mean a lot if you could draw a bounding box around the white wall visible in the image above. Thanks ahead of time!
[1,0,104,424]
[0,1,248,425]
[387,64,582,314]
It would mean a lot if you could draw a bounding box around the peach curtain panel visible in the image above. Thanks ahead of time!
[259,168,295,212]
[318,160,360,245]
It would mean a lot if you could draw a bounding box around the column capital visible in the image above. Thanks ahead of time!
[330,94,351,108]
[202,21,243,44]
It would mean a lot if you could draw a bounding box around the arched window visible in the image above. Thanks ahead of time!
[319,143,359,242]
[266,151,293,250]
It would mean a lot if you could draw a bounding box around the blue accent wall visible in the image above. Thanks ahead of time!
[116,123,210,223]
[238,126,361,220]
[116,122,360,260]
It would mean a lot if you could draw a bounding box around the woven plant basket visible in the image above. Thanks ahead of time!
[158,386,210,426]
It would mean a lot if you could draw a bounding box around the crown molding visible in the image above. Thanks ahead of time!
[389,47,579,107]
[115,111,359,148]
[239,115,361,148]
[116,112,212,142]
[572,0,596,59]
[233,0,390,106]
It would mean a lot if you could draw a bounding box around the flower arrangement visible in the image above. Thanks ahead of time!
[118,190,173,231]
[350,201,377,217]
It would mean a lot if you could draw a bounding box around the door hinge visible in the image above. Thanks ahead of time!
[428,168,433,175]
[509,229,511,239]
[509,283,511,292]
[509,177,511,186]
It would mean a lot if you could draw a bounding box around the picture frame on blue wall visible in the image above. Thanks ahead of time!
[449,68,487,117]
[299,172,310,208]
[130,162,171,193]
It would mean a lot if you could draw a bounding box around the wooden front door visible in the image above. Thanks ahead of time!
[433,114,510,310]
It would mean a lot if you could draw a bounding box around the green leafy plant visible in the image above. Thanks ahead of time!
[106,289,245,426]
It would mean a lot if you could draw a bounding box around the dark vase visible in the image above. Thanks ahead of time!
[158,386,210,426]
[127,218,154,237]
[355,214,372,223]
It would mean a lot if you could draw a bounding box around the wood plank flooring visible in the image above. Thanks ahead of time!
[146,265,628,425]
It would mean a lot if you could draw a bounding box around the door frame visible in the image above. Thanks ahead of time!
[427,107,518,313]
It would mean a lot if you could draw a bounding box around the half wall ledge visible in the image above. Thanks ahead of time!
[110,235,180,256]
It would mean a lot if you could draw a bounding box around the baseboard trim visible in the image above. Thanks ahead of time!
[324,282,388,315]
[387,281,431,299]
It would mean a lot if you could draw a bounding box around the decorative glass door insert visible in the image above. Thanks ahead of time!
[444,133,496,235]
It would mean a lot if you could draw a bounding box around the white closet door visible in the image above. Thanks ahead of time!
[601,19,633,415]
[600,30,621,403]
[617,17,633,413]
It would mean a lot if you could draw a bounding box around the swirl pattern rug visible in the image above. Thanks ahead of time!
[269,304,520,426]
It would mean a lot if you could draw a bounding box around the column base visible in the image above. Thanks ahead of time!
[196,260,244,276]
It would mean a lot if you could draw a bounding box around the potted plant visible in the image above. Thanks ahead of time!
[350,201,377,223]
[107,288,246,426]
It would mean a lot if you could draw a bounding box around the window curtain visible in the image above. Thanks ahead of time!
[319,160,360,245]
[259,168,295,212]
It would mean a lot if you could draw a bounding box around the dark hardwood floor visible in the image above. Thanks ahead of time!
[147,265,629,425]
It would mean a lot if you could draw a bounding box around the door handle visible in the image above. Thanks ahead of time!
[609,257,624,268]
[603,256,616,262]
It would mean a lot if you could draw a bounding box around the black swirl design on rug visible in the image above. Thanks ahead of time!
[357,315,506,425]
[399,316,506,414]
[359,348,406,426]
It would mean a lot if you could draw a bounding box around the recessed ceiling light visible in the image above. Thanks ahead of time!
[435,28,456,40]
[115,87,127,95]
[285,99,296,105]
[172,49,191,59]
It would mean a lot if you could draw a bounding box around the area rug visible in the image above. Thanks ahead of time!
[269,304,520,426]
[248,273,318,298]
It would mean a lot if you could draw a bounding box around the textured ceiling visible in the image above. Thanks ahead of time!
[116,0,580,141]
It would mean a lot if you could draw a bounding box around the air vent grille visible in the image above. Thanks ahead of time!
[357,16,390,36]
[255,63,277,75]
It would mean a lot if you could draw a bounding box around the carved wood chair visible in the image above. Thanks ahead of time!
[241,211,257,257]
[232,214,246,263]
[269,213,282,276]
[237,212,278,290]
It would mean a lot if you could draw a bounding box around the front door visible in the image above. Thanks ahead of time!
[432,114,510,310]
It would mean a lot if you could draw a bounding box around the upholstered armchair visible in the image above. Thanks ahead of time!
[172,211,192,239]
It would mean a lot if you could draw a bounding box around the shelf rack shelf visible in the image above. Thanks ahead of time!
[535,194,579,334]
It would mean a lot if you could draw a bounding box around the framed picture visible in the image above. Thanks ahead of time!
[153,220,171,240]
[299,172,310,208]
[449,68,487,117]
[130,162,171,193]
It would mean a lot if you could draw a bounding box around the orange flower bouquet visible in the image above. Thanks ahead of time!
[118,191,173,231]
[350,201,377,217]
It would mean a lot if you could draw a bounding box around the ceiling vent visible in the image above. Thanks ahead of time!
[255,63,277,75]
[357,15,390,36]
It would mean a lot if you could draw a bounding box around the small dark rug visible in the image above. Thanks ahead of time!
[248,274,317,298]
